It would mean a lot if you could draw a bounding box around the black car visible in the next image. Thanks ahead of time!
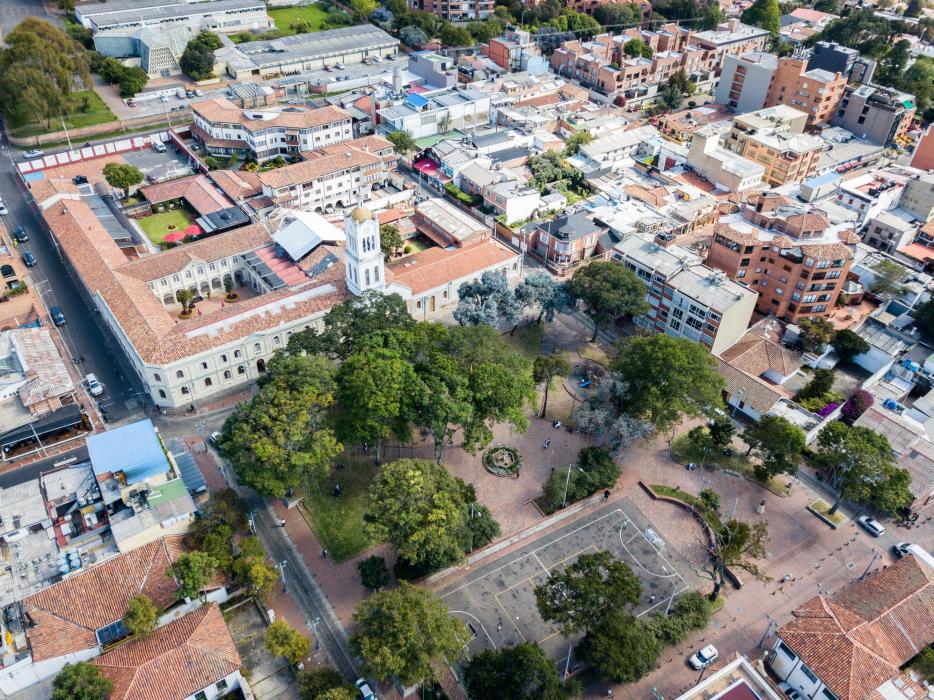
[12,225,27,242]
[72,175,88,185]
[50,306,65,326]
[22,249,36,267]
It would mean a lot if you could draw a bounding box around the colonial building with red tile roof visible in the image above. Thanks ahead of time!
[769,555,934,700]
[93,605,242,700]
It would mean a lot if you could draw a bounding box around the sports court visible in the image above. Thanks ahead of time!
[436,498,699,663]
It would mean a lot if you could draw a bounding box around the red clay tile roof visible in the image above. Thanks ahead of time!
[715,358,787,415]
[190,124,244,151]
[778,556,934,700]
[208,169,263,200]
[258,144,382,190]
[192,97,350,131]
[139,174,232,216]
[94,604,240,700]
[23,540,179,661]
[388,239,518,296]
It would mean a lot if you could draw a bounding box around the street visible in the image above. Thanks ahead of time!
[0,146,147,422]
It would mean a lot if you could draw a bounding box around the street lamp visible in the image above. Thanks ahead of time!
[562,463,584,508]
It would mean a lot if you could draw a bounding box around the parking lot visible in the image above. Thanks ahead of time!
[436,499,698,666]
[32,145,196,189]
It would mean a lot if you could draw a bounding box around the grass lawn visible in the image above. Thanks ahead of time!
[651,484,722,529]
[268,4,331,34]
[503,323,545,359]
[8,90,117,137]
[136,207,197,246]
[300,458,380,562]
[577,342,613,367]
[670,433,791,497]
[809,499,844,524]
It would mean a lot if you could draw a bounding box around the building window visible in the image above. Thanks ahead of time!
[176,370,184,379]
[799,664,819,684]
[273,336,281,346]
[181,386,190,395]
[205,378,213,387]
[158,390,166,399]
[220,354,228,363]
[154,373,161,382]
[254,343,261,353]
[234,350,242,359]
[216,680,229,691]
[238,365,246,375]
[200,362,208,370]
[224,370,232,380]
[195,692,207,700]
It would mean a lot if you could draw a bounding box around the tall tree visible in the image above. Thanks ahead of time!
[832,329,870,362]
[535,550,641,638]
[577,609,661,683]
[573,372,654,454]
[351,582,470,686]
[298,668,345,700]
[741,0,780,32]
[379,224,403,261]
[366,459,476,569]
[533,354,571,418]
[566,261,650,342]
[265,620,310,665]
[797,316,835,354]
[52,662,112,700]
[386,130,417,154]
[167,551,218,601]
[179,31,220,80]
[870,259,909,297]
[815,422,906,514]
[102,163,144,199]
[708,415,735,449]
[743,415,806,481]
[123,594,157,639]
[221,354,341,496]
[454,270,520,328]
[612,335,724,435]
[287,290,414,360]
[465,643,566,700]
[699,518,770,599]
[335,346,420,464]
[514,273,574,323]
[0,18,90,129]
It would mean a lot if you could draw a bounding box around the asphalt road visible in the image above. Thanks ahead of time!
[0,445,89,489]
[0,143,147,422]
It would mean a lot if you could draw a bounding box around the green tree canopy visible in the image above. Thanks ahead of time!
[167,551,218,601]
[914,298,934,340]
[563,129,594,156]
[701,517,770,598]
[102,162,144,199]
[386,129,417,154]
[0,18,90,129]
[797,316,835,353]
[221,354,341,496]
[379,224,404,261]
[366,459,474,569]
[623,38,653,57]
[577,609,660,683]
[351,582,470,686]
[297,667,345,700]
[566,261,650,342]
[118,66,148,98]
[535,550,641,637]
[465,642,566,700]
[612,334,724,434]
[741,0,780,32]
[514,273,574,323]
[287,290,414,359]
[832,329,870,362]
[265,619,310,665]
[595,3,643,26]
[52,662,112,700]
[743,415,805,481]
[815,422,909,514]
[180,31,220,80]
[123,594,157,639]
[441,23,473,46]
[870,259,909,297]
[351,0,380,21]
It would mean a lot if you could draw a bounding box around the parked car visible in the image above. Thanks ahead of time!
[0,203,7,216]
[892,542,934,567]
[85,373,104,397]
[354,679,375,700]
[194,89,204,96]
[72,175,88,185]
[688,645,719,670]
[126,99,136,107]
[191,143,201,151]
[857,515,885,537]
[160,95,169,103]
[50,306,66,326]
[209,431,222,446]
[23,149,43,159]
[185,90,195,98]
[152,142,167,153]
[779,683,804,700]
[335,62,345,69]
[372,56,382,63]
[22,249,36,267]
[12,225,28,242]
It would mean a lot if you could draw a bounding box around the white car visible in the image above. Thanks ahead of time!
[0,203,7,216]
[85,373,104,397]
[688,644,719,670]
[857,515,885,537]
[209,431,222,446]
[355,679,375,700]
[23,149,43,159]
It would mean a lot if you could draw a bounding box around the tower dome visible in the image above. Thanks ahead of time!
[350,206,373,224]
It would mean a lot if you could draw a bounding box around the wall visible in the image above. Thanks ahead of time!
[9,111,190,148]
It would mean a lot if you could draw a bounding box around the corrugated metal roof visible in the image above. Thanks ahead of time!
[236,25,397,68]
[87,419,170,484]
[172,449,206,494]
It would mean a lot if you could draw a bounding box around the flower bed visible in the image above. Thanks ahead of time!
[483,445,521,477]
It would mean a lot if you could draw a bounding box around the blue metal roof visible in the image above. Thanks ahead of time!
[87,419,170,484]
[404,93,429,110]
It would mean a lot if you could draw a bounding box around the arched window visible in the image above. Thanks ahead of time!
[1,265,15,278]
[204,378,212,387]
[181,386,190,395]
[154,373,161,382]
[223,370,232,380]
[176,370,184,379]
[365,269,370,286]
[158,390,166,399]
[234,350,241,359]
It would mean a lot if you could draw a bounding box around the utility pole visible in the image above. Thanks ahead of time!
[275,560,288,592]
[562,640,573,686]
[247,511,256,534]
[60,117,73,152]
[757,614,776,650]
[307,616,321,650]
[860,549,881,581]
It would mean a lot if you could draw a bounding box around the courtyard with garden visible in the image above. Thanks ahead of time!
[135,204,199,247]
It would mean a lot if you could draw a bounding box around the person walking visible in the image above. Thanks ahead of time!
[603,489,610,501]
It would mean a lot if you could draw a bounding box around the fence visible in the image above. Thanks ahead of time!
[8,109,191,148]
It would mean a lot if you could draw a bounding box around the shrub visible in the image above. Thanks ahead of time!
[575,446,620,494]
[357,555,390,591]
[842,389,873,421]
[796,368,835,401]
[202,156,225,170]
[403,244,412,254]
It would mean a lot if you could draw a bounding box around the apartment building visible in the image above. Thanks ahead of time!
[706,192,858,322]
[725,106,824,186]
[808,41,875,85]
[692,19,771,68]
[611,232,758,353]
[484,28,549,74]
[831,84,916,146]
[715,51,778,113]
[686,128,765,192]
[407,0,493,20]
[767,57,846,126]
[527,212,603,276]
[378,88,491,139]
[256,136,393,211]
[191,98,353,162]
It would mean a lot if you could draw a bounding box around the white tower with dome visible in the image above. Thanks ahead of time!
[343,205,385,296]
